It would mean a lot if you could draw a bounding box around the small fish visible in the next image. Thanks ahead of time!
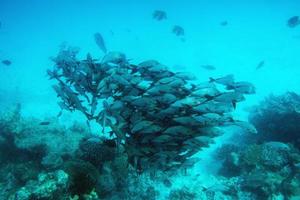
[287,16,300,28]
[201,64,216,71]
[162,178,172,187]
[39,121,50,126]
[152,10,167,21]
[2,60,12,66]
[220,21,228,26]
[172,25,184,36]
[256,60,265,70]
[94,32,107,54]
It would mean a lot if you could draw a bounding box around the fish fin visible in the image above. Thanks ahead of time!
[57,110,63,118]
[232,100,237,109]
[109,131,114,137]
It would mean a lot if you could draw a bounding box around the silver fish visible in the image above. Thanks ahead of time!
[210,74,235,86]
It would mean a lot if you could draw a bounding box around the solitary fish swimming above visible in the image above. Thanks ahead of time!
[94,32,107,54]
[152,10,167,21]
[172,25,185,36]
[256,60,265,70]
[287,16,300,28]
[1,60,12,66]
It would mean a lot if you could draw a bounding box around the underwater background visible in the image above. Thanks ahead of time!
[1,0,300,199]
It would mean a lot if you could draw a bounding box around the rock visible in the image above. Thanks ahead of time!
[261,142,290,170]
[11,170,69,200]
[41,153,64,169]
[77,137,116,167]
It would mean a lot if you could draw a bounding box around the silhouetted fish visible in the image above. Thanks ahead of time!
[256,60,265,70]
[152,10,167,21]
[94,32,107,54]
[201,64,216,71]
[220,21,228,26]
[39,121,50,126]
[172,25,184,36]
[287,16,300,28]
[2,60,11,66]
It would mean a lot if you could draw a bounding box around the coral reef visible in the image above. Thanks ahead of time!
[10,170,69,200]
[216,142,300,199]
[63,160,100,197]
[1,92,300,199]
[249,92,300,149]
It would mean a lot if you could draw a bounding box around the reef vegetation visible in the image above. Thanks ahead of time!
[212,92,300,200]
[249,92,300,149]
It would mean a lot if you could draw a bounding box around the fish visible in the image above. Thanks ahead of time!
[227,81,256,94]
[156,93,177,105]
[152,10,167,21]
[193,101,234,114]
[227,120,257,134]
[175,72,197,80]
[201,64,216,71]
[162,178,172,187]
[192,86,220,98]
[287,16,300,28]
[102,51,126,64]
[47,69,61,79]
[214,92,245,109]
[2,60,12,66]
[39,121,50,126]
[163,126,193,136]
[94,32,107,54]
[172,25,184,36]
[209,74,235,86]
[220,21,228,26]
[131,121,153,133]
[256,60,265,70]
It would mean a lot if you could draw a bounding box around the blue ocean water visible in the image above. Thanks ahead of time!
[1,0,300,199]
[1,0,300,116]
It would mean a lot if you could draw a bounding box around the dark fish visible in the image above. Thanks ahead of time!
[256,60,265,70]
[220,21,228,26]
[47,69,61,79]
[201,64,216,71]
[287,16,300,28]
[94,32,107,54]
[172,25,184,36]
[162,178,172,187]
[152,10,167,21]
[2,60,12,66]
[39,121,50,126]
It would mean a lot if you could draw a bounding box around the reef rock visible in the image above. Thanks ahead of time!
[11,170,68,200]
